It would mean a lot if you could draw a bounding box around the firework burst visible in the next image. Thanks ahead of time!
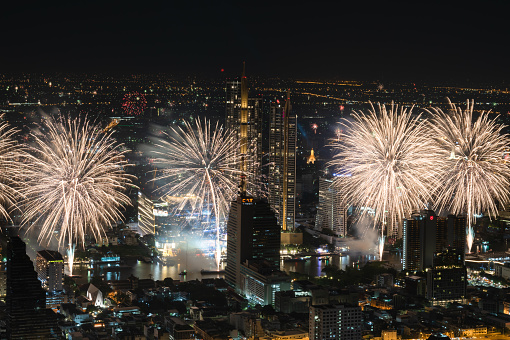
[0,115,24,220]
[331,103,443,259]
[22,116,133,275]
[150,119,249,269]
[427,99,510,253]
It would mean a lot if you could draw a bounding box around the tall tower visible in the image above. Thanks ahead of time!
[225,195,280,288]
[6,237,57,338]
[315,177,348,237]
[269,92,297,231]
[225,63,262,193]
[403,212,466,272]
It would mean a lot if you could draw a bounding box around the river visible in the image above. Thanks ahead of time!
[21,235,402,285]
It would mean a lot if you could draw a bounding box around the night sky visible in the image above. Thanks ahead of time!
[1,1,509,82]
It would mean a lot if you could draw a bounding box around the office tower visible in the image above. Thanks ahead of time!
[225,63,262,190]
[427,248,467,306]
[309,304,362,340]
[403,212,466,271]
[268,92,297,231]
[226,195,280,288]
[36,250,64,292]
[403,218,420,271]
[6,237,57,339]
[315,177,348,237]
[403,210,438,271]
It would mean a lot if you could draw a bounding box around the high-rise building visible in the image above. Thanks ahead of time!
[268,92,297,231]
[6,237,58,339]
[403,211,466,272]
[309,304,362,340]
[315,176,348,237]
[226,195,281,288]
[225,63,262,192]
[403,218,420,271]
[403,210,439,271]
[36,250,64,292]
[427,248,467,306]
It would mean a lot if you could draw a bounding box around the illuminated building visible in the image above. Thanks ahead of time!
[309,304,362,340]
[225,63,262,191]
[240,260,291,307]
[36,250,64,292]
[226,195,281,290]
[315,177,348,237]
[307,148,316,164]
[268,92,297,231]
[427,248,467,306]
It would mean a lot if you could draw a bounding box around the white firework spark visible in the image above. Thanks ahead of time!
[22,116,133,275]
[331,103,443,259]
[427,99,510,253]
[150,119,249,269]
[0,115,24,220]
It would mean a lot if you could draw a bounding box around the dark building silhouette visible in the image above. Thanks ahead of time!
[427,247,467,306]
[226,195,280,288]
[403,211,466,271]
[6,237,58,339]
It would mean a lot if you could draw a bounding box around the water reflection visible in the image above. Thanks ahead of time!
[72,248,224,285]
[281,252,402,278]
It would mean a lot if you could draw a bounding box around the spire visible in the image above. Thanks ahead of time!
[307,148,316,164]
[283,89,291,118]
[242,61,246,78]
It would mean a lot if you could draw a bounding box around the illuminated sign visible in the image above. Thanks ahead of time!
[430,216,434,220]
[242,198,253,203]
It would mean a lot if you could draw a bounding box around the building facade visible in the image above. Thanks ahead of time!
[427,248,467,306]
[315,177,348,237]
[309,304,362,340]
[36,250,64,292]
[403,211,466,272]
[268,92,297,231]
[226,195,281,289]
[225,64,262,193]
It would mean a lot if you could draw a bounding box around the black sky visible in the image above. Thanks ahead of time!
[1,1,509,82]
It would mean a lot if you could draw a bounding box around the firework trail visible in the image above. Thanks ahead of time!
[0,115,24,220]
[331,103,442,259]
[150,119,250,269]
[22,116,133,275]
[427,99,510,253]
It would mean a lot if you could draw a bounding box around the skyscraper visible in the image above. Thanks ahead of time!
[225,63,262,191]
[315,176,348,237]
[403,211,466,271]
[427,247,467,306]
[268,92,297,231]
[6,237,58,339]
[36,250,64,292]
[226,195,280,289]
